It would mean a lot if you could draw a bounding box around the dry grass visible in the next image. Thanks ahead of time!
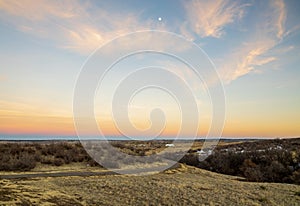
[0,164,299,206]
[1,139,299,205]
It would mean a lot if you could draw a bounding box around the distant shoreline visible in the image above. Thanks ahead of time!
[0,136,295,142]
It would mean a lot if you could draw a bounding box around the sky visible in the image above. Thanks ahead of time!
[0,0,300,138]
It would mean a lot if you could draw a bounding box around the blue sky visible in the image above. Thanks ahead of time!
[0,0,299,137]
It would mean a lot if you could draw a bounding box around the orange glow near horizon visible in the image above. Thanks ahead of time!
[0,96,299,138]
[0,115,76,136]
[1,111,300,138]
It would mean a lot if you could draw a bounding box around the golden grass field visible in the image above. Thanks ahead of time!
[1,163,300,206]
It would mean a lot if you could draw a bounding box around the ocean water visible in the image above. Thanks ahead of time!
[0,135,128,141]
[0,135,273,141]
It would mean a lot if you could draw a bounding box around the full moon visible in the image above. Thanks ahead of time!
[158,17,162,21]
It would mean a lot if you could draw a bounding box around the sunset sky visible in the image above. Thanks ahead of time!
[0,0,300,138]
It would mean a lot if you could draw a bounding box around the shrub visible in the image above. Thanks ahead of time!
[179,154,198,167]
[243,167,264,182]
[86,158,100,167]
[291,169,300,184]
[17,154,37,171]
[41,156,54,165]
[53,158,64,166]
[1,154,37,171]
[264,161,289,182]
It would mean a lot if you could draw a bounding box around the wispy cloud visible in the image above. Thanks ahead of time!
[0,0,81,21]
[274,45,295,54]
[273,0,287,39]
[0,0,162,54]
[183,0,249,38]
[180,0,298,84]
[218,40,277,83]
[217,0,294,83]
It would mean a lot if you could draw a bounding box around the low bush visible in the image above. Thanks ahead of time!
[178,138,300,184]
[53,158,64,166]
[0,142,99,171]
[0,154,36,171]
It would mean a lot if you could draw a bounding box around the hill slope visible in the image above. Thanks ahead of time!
[1,164,299,205]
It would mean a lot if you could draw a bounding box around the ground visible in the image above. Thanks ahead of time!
[1,164,300,206]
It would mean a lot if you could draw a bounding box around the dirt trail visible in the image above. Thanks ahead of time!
[0,171,117,179]
[0,163,180,179]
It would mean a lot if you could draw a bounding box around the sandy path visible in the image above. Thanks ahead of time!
[0,163,180,179]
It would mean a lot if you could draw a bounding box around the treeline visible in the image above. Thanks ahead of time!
[179,138,300,184]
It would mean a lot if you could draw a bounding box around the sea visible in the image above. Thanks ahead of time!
[0,135,275,141]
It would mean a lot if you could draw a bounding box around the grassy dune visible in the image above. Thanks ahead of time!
[1,164,299,206]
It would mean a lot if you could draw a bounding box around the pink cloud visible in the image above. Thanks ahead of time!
[183,0,249,38]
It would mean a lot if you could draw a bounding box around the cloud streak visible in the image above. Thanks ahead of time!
[218,41,277,83]
[273,0,287,39]
[0,0,162,54]
[183,0,248,38]
[217,0,292,83]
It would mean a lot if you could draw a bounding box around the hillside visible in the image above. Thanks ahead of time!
[1,164,299,206]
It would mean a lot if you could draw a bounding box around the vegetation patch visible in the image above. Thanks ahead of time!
[0,142,98,171]
[177,138,300,184]
[1,138,300,185]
